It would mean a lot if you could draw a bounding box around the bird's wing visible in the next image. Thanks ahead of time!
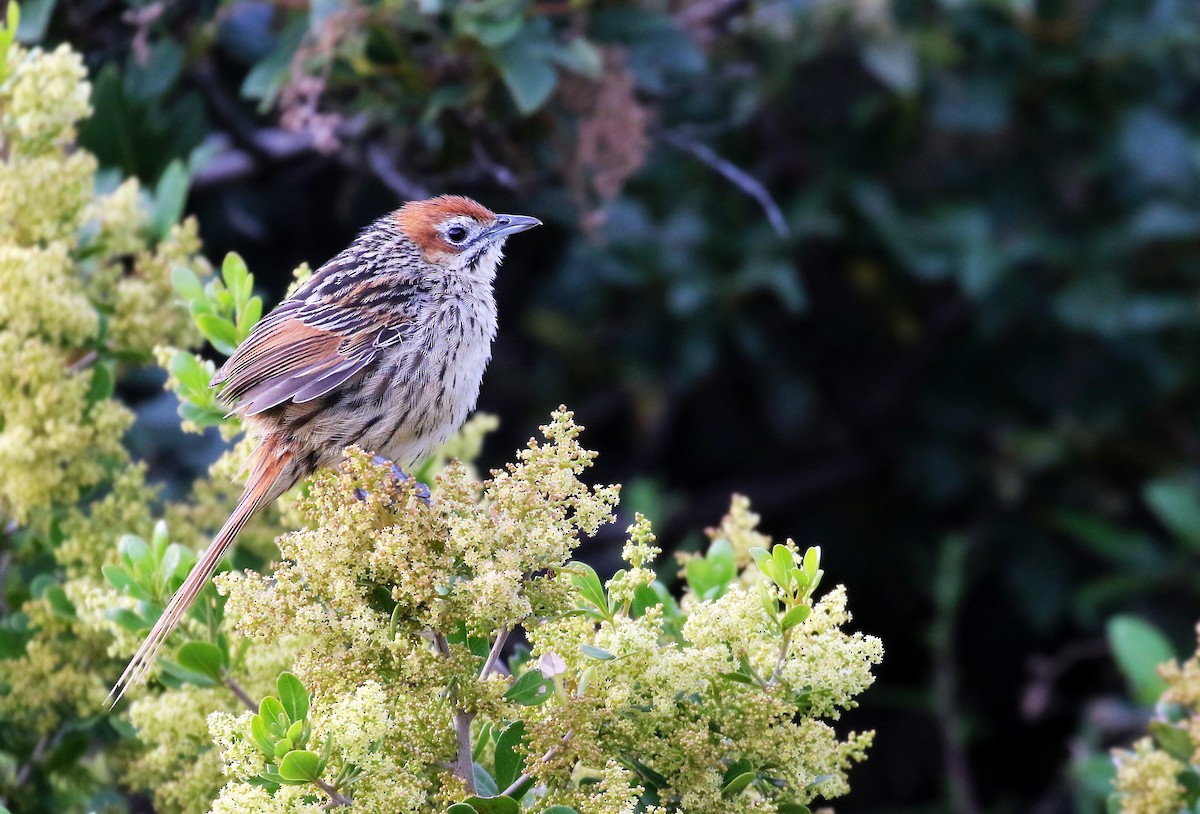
[213,286,412,418]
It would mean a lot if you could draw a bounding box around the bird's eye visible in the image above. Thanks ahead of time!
[446,225,469,244]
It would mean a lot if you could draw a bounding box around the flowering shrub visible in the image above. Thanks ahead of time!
[1110,629,1200,814]
[0,12,882,812]
[96,395,882,812]
[0,12,225,812]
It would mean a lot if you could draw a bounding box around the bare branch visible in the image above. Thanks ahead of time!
[224,676,257,712]
[367,143,431,202]
[479,627,511,681]
[67,350,98,374]
[14,732,50,787]
[658,129,789,237]
[434,631,476,792]
[314,777,353,807]
[499,730,573,798]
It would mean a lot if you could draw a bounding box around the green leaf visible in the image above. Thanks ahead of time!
[777,805,813,814]
[473,721,494,762]
[153,160,189,240]
[102,565,151,601]
[548,38,602,78]
[124,39,184,102]
[105,607,146,632]
[221,252,251,306]
[455,797,518,814]
[277,749,322,782]
[749,547,775,581]
[86,362,114,404]
[686,538,737,600]
[170,350,213,392]
[580,644,615,660]
[241,17,306,109]
[260,696,287,731]
[802,546,821,579]
[569,562,610,618]
[503,670,553,706]
[175,641,225,682]
[1144,478,1200,552]
[172,266,205,303]
[453,0,526,48]
[158,543,184,585]
[15,0,53,44]
[1107,614,1175,705]
[277,672,309,723]
[492,29,558,115]
[780,605,811,632]
[237,296,263,336]
[446,805,480,814]
[772,544,795,589]
[493,720,526,791]
[722,758,752,784]
[309,0,347,32]
[542,808,581,814]
[251,714,275,757]
[1149,721,1195,762]
[44,586,75,618]
[118,533,153,575]
[621,755,668,789]
[195,314,241,356]
[717,671,755,685]
[1180,769,1200,807]
[630,583,662,618]
[720,771,756,796]
[159,658,218,688]
[472,763,499,797]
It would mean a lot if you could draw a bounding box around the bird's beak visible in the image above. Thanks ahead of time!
[488,214,542,240]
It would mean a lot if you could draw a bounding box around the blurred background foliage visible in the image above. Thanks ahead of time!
[6,0,1200,810]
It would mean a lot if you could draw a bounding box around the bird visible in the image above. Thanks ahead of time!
[106,195,541,707]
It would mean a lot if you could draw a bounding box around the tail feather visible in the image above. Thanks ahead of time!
[105,438,293,708]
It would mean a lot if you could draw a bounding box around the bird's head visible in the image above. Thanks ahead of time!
[395,195,541,277]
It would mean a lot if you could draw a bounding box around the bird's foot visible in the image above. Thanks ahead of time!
[353,455,432,505]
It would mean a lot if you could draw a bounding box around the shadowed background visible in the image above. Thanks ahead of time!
[33,0,1200,810]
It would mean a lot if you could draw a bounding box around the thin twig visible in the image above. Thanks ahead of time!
[930,536,981,814]
[14,732,50,787]
[479,627,511,680]
[314,777,353,807]
[367,143,431,201]
[658,130,789,237]
[769,628,794,685]
[434,631,476,792]
[470,140,518,190]
[0,549,12,614]
[499,730,573,798]
[67,350,98,374]
[224,676,257,712]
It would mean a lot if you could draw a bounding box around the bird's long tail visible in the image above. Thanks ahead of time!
[105,437,293,708]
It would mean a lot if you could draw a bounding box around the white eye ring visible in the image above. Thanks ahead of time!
[446,225,469,244]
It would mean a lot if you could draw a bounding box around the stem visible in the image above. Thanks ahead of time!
[499,730,573,798]
[67,350,98,374]
[930,536,981,814]
[224,676,257,711]
[313,777,353,807]
[14,732,50,787]
[433,631,476,793]
[479,627,510,680]
[658,130,789,237]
